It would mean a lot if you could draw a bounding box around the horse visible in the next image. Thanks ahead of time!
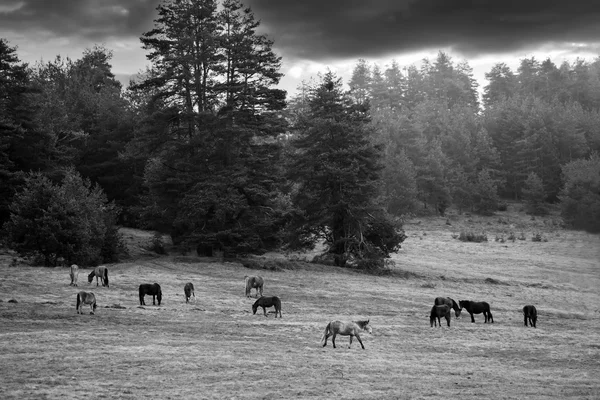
[434,297,461,317]
[245,275,264,298]
[184,282,195,303]
[523,305,537,328]
[430,304,451,327]
[321,320,372,350]
[459,300,494,323]
[88,266,109,288]
[69,264,79,286]
[139,283,162,306]
[252,296,282,318]
[76,291,97,314]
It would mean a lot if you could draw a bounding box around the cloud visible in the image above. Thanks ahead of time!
[0,0,160,40]
[247,0,600,61]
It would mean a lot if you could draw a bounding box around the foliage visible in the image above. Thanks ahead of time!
[457,231,488,243]
[522,172,549,215]
[286,72,404,268]
[127,0,288,255]
[559,152,600,232]
[2,169,122,266]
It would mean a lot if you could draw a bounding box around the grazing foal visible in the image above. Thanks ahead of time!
[252,296,282,318]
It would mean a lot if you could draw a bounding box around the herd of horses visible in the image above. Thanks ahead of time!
[69,266,539,349]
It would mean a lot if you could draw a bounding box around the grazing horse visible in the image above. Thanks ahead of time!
[184,282,195,303]
[430,304,451,327]
[321,320,372,349]
[139,283,162,306]
[523,305,537,328]
[69,264,79,286]
[245,275,264,298]
[76,291,97,314]
[88,266,109,288]
[252,296,282,318]
[434,297,461,317]
[459,300,494,323]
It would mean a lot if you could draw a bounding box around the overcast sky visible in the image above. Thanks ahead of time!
[2,0,600,96]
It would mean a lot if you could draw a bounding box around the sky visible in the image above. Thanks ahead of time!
[2,0,600,97]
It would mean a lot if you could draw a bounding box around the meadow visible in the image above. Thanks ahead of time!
[0,205,599,399]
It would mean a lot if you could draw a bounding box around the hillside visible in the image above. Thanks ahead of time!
[0,204,599,399]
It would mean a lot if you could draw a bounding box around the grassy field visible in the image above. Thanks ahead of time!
[1,205,599,399]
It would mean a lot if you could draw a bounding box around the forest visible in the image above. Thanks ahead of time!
[1,0,599,268]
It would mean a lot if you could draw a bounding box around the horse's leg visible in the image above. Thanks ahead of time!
[332,333,337,349]
[470,312,475,323]
[446,315,451,327]
[524,313,528,326]
[263,306,267,317]
[355,333,365,350]
[489,311,493,323]
[349,335,353,349]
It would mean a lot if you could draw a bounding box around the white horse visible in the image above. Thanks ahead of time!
[69,264,79,286]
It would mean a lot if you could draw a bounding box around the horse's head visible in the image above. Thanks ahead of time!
[87,271,94,283]
[361,320,372,334]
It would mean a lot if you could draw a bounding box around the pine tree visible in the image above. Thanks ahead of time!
[129,0,287,254]
[288,72,404,268]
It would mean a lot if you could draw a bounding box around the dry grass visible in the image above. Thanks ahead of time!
[1,206,599,399]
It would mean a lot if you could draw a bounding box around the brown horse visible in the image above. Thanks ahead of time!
[76,291,97,315]
[430,304,451,327]
[434,297,461,317]
[184,282,195,303]
[252,296,282,318]
[321,320,372,349]
[88,266,109,287]
[523,305,537,328]
[245,275,264,298]
[459,300,494,323]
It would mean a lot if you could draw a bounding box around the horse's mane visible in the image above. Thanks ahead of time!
[354,320,370,328]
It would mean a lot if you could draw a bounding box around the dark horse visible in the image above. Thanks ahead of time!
[252,296,282,318]
[523,305,537,328]
[459,300,494,323]
[139,283,162,306]
[88,266,109,288]
[76,291,97,315]
[184,282,195,303]
[434,297,461,317]
[430,304,451,327]
[321,320,372,349]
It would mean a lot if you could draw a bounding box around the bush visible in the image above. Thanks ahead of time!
[458,231,488,242]
[559,153,600,232]
[2,170,122,266]
[522,172,549,215]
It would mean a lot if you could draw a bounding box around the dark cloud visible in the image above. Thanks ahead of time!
[246,0,600,61]
[0,0,160,40]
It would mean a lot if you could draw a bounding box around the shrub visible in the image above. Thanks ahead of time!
[2,170,122,266]
[497,202,508,211]
[559,153,600,232]
[523,172,549,215]
[458,231,488,242]
[148,233,167,255]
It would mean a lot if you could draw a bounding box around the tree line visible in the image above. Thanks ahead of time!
[1,0,599,267]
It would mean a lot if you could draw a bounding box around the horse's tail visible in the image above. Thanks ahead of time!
[244,276,250,296]
[76,293,81,311]
[320,322,331,345]
[103,268,109,287]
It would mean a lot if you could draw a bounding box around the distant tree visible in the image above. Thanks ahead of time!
[522,172,549,215]
[472,169,499,215]
[0,38,52,224]
[287,72,404,268]
[348,58,371,105]
[2,169,122,266]
[483,62,517,108]
[559,153,600,232]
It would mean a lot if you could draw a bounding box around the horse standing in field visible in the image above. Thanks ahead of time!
[245,275,264,298]
[252,296,282,318]
[459,300,494,323]
[139,283,162,306]
[76,291,97,314]
[434,297,461,317]
[88,266,109,288]
[523,305,537,328]
[430,304,451,327]
[69,264,79,286]
[321,320,372,350]
[184,282,195,303]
